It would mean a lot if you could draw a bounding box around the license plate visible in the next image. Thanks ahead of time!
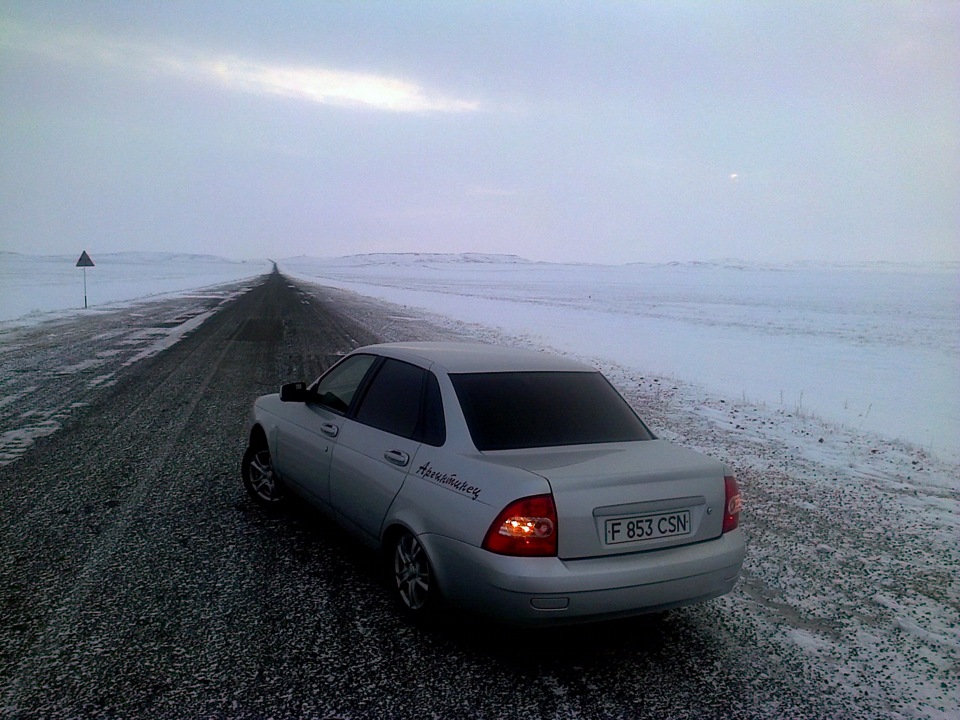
[604,510,692,545]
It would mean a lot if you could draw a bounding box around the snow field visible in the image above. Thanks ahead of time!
[0,251,270,324]
[279,254,960,464]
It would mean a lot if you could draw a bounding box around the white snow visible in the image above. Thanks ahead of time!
[0,251,270,325]
[0,417,62,466]
[119,309,217,367]
[279,253,960,464]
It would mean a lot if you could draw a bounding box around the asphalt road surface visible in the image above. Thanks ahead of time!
[1,271,846,718]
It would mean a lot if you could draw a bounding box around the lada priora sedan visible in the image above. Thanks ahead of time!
[242,342,745,625]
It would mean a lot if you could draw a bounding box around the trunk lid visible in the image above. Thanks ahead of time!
[483,440,728,559]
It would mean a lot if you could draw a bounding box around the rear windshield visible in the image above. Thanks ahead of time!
[450,371,653,451]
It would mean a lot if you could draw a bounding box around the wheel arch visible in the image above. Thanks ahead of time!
[248,423,269,448]
[382,520,447,618]
[245,422,281,480]
[380,521,415,561]
[381,515,456,604]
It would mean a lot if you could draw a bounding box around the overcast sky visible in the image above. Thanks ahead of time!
[1,1,957,264]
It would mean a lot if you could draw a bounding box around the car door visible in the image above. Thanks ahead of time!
[329,358,431,543]
[274,353,378,506]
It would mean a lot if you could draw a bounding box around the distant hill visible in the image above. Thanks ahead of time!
[282,252,539,268]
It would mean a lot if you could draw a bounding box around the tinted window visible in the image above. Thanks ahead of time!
[313,354,377,414]
[354,359,425,438]
[450,371,652,451]
[420,371,446,447]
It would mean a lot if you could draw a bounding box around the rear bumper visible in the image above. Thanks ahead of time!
[421,529,745,626]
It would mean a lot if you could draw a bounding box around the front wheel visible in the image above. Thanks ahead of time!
[390,531,438,620]
[241,443,286,507]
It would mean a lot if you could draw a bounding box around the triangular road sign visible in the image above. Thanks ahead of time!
[76,250,95,267]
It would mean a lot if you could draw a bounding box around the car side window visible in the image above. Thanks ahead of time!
[420,371,446,447]
[312,354,377,414]
[354,358,425,438]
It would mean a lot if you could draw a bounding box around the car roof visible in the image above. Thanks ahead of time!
[353,341,596,374]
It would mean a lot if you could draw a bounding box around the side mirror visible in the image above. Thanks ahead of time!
[280,381,308,402]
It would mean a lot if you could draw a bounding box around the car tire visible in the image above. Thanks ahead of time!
[390,530,438,621]
[241,442,286,507]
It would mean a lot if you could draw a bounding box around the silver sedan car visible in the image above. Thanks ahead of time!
[242,342,745,625]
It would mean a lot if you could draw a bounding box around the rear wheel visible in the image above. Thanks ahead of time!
[241,443,285,506]
[390,530,437,620]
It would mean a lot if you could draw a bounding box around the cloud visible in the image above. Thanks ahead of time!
[203,58,479,113]
[1,19,479,114]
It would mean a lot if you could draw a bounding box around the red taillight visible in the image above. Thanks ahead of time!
[723,475,742,533]
[483,494,558,557]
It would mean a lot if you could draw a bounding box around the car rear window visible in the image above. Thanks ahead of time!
[450,371,653,451]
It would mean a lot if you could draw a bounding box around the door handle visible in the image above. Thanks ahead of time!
[320,423,339,438]
[384,450,410,467]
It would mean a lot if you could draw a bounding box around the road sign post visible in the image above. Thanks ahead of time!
[76,251,95,309]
